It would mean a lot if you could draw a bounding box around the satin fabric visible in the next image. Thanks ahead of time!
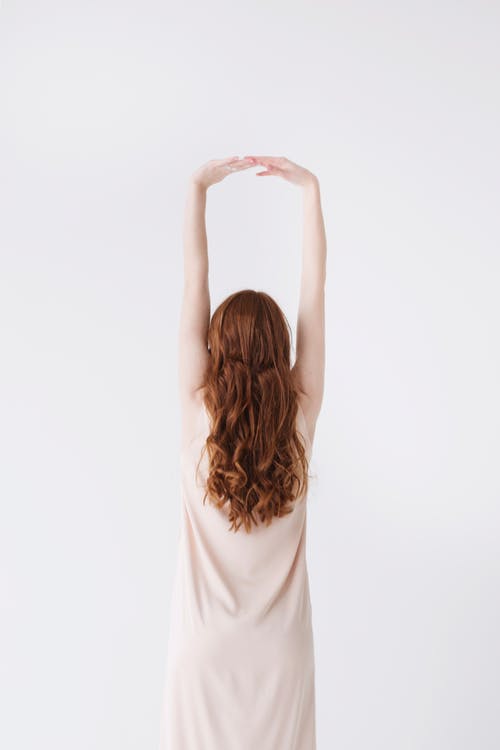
[159,400,316,750]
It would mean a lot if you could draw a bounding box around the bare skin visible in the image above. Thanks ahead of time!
[179,155,326,446]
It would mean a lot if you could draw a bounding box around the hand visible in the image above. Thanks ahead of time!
[191,156,255,190]
[243,155,317,188]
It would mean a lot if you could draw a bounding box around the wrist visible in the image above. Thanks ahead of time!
[302,173,319,193]
[189,176,208,193]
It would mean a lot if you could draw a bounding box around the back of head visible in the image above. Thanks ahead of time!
[199,289,310,533]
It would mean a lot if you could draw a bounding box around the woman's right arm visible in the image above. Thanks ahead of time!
[243,155,327,443]
[292,175,327,442]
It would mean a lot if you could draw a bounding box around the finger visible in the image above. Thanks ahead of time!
[256,164,282,173]
[244,155,279,160]
[256,170,274,176]
[244,155,283,165]
[230,164,255,173]
[224,158,255,174]
[221,155,241,164]
[234,158,257,167]
[250,161,283,172]
[246,157,280,168]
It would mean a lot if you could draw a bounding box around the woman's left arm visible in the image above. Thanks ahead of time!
[178,179,211,407]
[178,157,254,408]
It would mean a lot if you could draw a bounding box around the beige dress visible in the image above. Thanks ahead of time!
[159,398,316,750]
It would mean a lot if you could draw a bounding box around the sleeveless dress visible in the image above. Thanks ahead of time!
[158,399,316,750]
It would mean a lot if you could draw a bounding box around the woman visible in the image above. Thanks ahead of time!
[159,155,327,750]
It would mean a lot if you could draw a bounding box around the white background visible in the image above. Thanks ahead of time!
[1,1,499,748]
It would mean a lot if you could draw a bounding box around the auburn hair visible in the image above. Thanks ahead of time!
[196,289,311,534]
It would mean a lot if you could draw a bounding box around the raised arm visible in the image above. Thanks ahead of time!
[178,157,255,415]
[293,176,327,442]
[244,156,327,443]
[178,179,211,409]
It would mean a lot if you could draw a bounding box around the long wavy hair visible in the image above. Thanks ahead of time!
[197,289,311,534]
